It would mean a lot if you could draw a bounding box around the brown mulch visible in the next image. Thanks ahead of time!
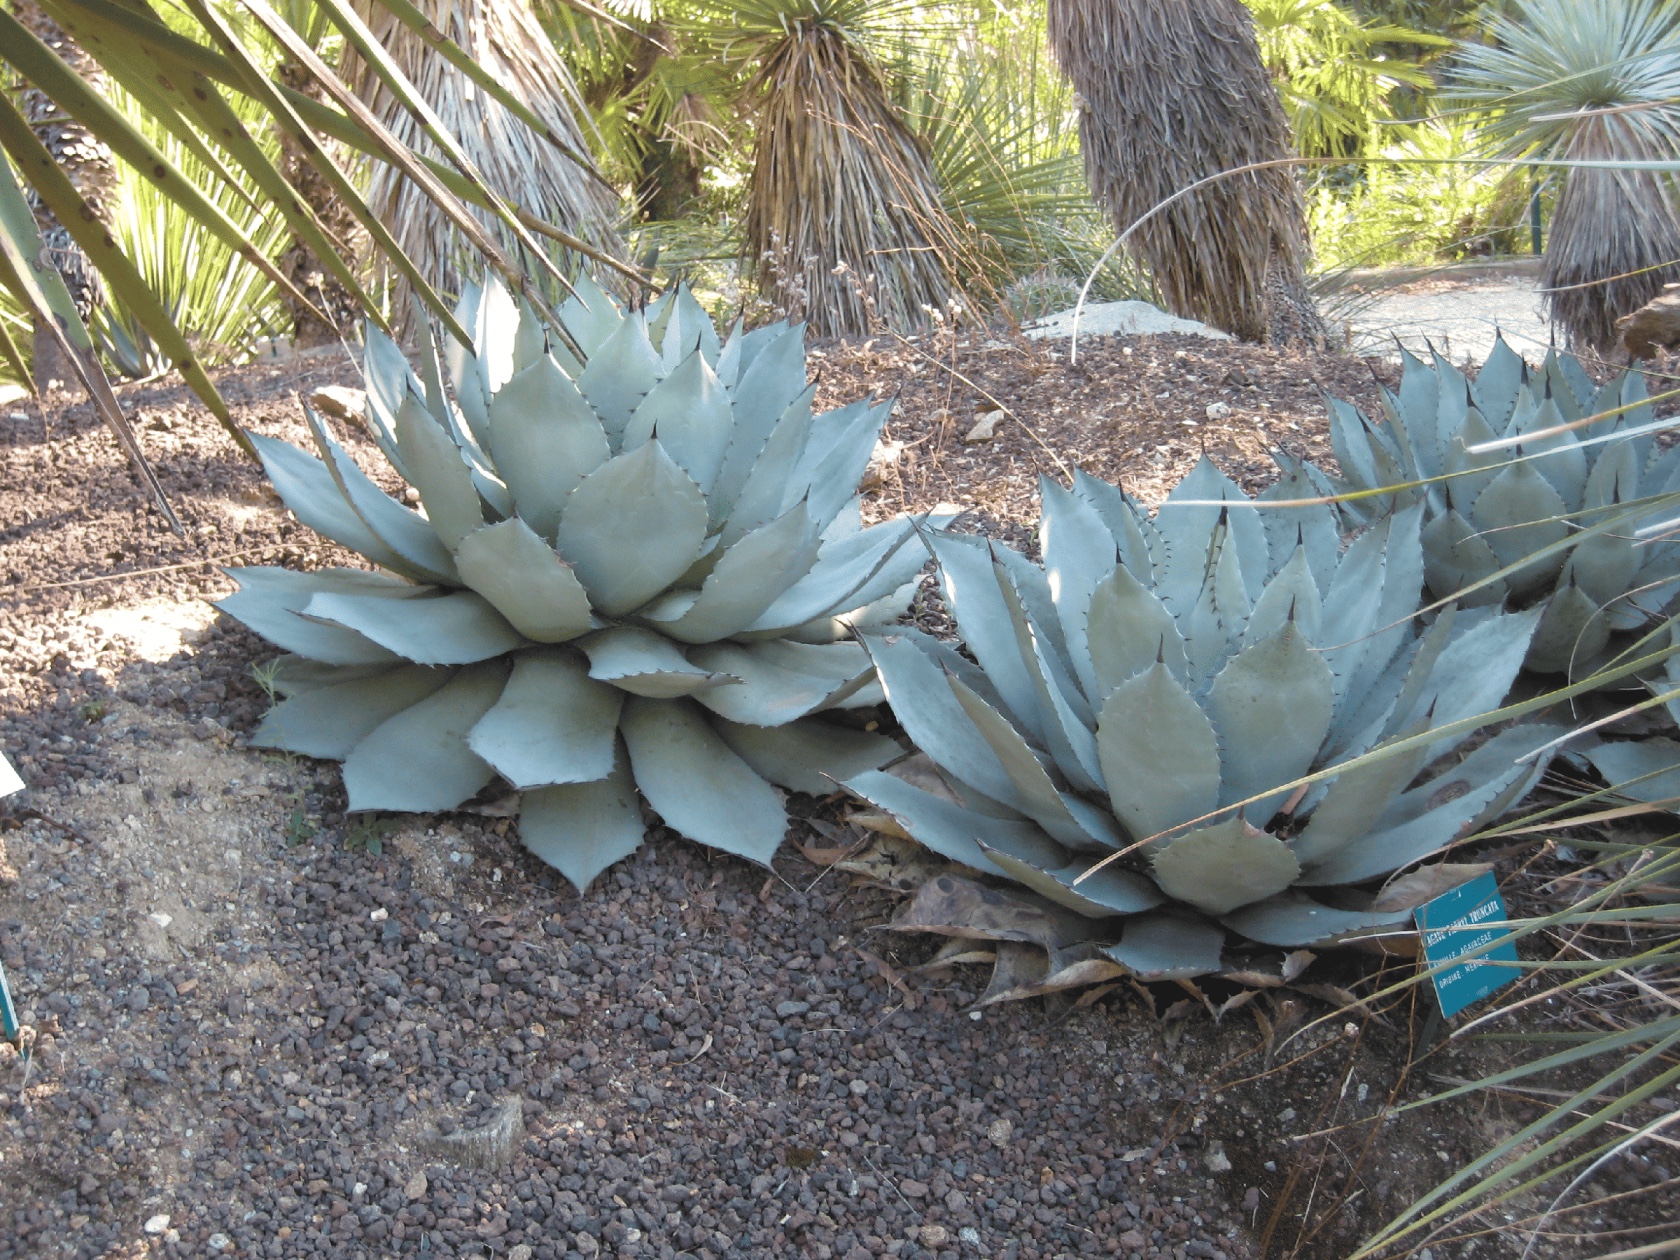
[2,331,1656,1260]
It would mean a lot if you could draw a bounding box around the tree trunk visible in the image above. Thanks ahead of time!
[14,0,116,387]
[1047,0,1326,345]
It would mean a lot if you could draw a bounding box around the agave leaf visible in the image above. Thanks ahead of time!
[1040,477,1120,702]
[463,649,623,789]
[305,414,459,584]
[1182,559,1231,693]
[1409,607,1541,760]
[453,518,595,644]
[1512,398,1588,511]
[1326,398,1389,515]
[577,313,663,447]
[471,274,521,403]
[1469,460,1570,597]
[1243,547,1322,647]
[342,660,508,812]
[1206,623,1334,823]
[1072,468,1160,580]
[215,568,407,666]
[1096,661,1221,847]
[578,626,736,698]
[739,518,920,638]
[1583,739,1680,807]
[1086,562,1189,698]
[1471,335,1525,427]
[688,640,873,725]
[844,768,1015,876]
[976,832,1162,918]
[556,272,624,359]
[1526,583,1610,675]
[1220,891,1411,949]
[519,738,644,894]
[714,323,809,509]
[1568,529,1640,613]
[644,504,823,644]
[619,696,786,864]
[1421,510,1507,607]
[263,657,395,696]
[1301,724,1562,885]
[1154,456,1265,611]
[394,394,482,550]
[926,532,1045,742]
[555,442,708,616]
[722,386,817,542]
[1389,348,1439,475]
[512,301,547,374]
[1383,604,1458,739]
[1583,436,1639,512]
[992,565,1101,791]
[804,401,894,531]
[712,715,898,795]
[251,664,450,759]
[303,589,524,665]
[622,349,734,496]
[251,434,413,576]
[1151,817,1300,916]
[861,631,1023,813]
[1345,502,1426,706]
[488,355,612,540]
[1257,467,1341,594]
[947,673,1119,851]
[1103,911,1226,981]
[1291,721,1434,868]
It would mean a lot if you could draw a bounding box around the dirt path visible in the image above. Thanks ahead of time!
[0,335,1630,1260]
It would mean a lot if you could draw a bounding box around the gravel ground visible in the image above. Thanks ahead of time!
[1339,271,1555,367]
[2,335,1671,1260]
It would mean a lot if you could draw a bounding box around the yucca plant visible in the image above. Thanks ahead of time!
[1448,0,1680,351]
[218,274,934,891]
[847,457,1560,979]
[1319,336,1675,675]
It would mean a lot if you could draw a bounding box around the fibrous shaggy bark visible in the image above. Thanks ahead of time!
[275,61,362,349]
[343,0,621,326]
[1047,0,1326,344]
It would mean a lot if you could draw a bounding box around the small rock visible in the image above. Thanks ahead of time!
[918,1224,948,1247]
[848,1079,869,1097]
[963,410,1004,443]
[1204,1142,1233,1174]
[575,1233,600,1256]
[986,1117,1013,1145]
[308,385,367,426]
[1119,1229,1146,1250]
[1241,1186,1261,1212]
[959,1227,981,1245]
[508,1247,533,1260]
[775,1000,810,1018]
[207,1233,231,1252]
[370,907,388,922]
[899,1178,929,1199]
[143,1214,171,1235]
[945,1188,968,1211]
[126,987,150,1013]
[1206,401,1232,421]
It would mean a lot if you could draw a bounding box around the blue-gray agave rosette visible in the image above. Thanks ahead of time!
[218,276,935,890]
[848,457,1562,978]
[1319,336,1672,674]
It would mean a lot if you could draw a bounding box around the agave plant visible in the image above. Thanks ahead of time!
[847,457,1560,979]
[1320,335,1674,675]
[218,275,936,891]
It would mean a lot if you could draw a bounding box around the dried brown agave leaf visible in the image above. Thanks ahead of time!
[889,874,1105,949]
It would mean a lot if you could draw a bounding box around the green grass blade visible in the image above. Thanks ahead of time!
[0,305,32,393]
[0,90,252,458]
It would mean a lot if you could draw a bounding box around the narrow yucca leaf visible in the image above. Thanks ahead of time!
[0,307,32,393]
[0,159,181,529]
[56,5,385,325]
[363,0,610,187]
[0,92,251,456]
[0,5,327,325]
[174,0,468,347]
[238,0,579,354]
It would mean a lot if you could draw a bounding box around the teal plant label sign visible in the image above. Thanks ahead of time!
[1413,870,1519,1017]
